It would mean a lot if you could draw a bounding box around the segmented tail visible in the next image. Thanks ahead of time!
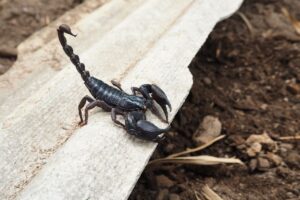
[57,24,90,81]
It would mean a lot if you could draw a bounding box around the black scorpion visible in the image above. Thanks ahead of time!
[57,24,172,142]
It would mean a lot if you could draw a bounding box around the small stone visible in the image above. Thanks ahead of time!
[156,189,169,200]
[280,143,294,151]
[203,77,212,85]
[265,152,282,166]
[249,158,258,171]
[246,132,277,152]
[165,143,176,153]
[287,83,300,95]
[276,166,290,178]
[169,193,181,200]
[257,157,271,171]
[156,175,175,188]
[246,142,262,157]
[285,151,300,168]
[193,116,222,144]
[229,135,245,146]
[260,104,268,110]
[236,144,246,150]
[246,132,274,144]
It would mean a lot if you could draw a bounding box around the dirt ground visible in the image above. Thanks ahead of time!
[0,0,299,200]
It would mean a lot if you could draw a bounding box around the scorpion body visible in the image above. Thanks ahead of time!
[57,24,171,141]
[86,77,146,111]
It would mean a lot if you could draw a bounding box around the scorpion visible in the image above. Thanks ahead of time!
[57,24,172,142]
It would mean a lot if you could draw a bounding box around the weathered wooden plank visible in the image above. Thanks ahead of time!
[0,0,145,121]
[17,0,243,200]
[0,0,197,199]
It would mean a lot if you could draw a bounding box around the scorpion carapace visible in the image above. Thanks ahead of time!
[57,24,172,142]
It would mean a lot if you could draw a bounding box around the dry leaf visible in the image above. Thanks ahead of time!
[149,155,243,166]
[282,7,300,35]
[195,191,203,200]
[202,185,224,200]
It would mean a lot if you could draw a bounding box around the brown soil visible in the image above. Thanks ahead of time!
[129,0,300,200]
[0,0,81,74]
[1,0,299,199]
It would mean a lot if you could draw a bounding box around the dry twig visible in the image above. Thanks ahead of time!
[168,135,226,158]
[282,7,300,35]
[279,135,300,141]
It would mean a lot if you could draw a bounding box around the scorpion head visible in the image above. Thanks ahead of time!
[119,95,147,111]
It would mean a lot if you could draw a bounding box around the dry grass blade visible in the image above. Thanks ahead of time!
[168,135,226,158]
[148,155,243,166]
[237,12,254,36]
[279,135,300,140]
[195,191,204,200]
[202,185,224,200]
[282,7,300,35]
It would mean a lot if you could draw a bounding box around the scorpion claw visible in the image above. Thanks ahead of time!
[137,84,171,122]
[124,111,169,142]
[136,120,169,141]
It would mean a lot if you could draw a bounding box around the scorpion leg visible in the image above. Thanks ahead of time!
[111,80,123,91]
[111,108,126,128]
[80,100,112,126]
[78,95,94,124]
[132,84,171,122]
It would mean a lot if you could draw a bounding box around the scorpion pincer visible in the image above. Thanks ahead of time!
[57,24,172,142]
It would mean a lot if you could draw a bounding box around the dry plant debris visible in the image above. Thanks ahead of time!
[149,135,243,166]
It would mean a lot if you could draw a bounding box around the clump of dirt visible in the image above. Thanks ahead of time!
[0,0,82,74]
[130,0,300,199]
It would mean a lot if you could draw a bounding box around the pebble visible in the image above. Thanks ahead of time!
[286,83,300,95]
[169,193,181,200]
[156,175,175,188]
[193,116,222,144]
[203,77,212,85]
[249,158,258,171]
[265,152,282,166]
[280,143,294,152]
[257,157,271,171]
[285,151,300,168]
[229,135,245,146]
[165,143,176,153]
[246,132,277,152]
[246,142,262,157]
[156,189,169,200]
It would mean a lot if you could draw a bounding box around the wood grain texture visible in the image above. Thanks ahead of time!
[0,0,145,121]
[0,0,196,199]
[0,0,243,199]
[17,0,243,199]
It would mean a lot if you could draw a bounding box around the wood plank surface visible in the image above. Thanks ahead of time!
[0,0,243,199]
[0,0,197,199]
[0,0,145,121]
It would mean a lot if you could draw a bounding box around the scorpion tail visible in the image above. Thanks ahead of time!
[57,24,90,81]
